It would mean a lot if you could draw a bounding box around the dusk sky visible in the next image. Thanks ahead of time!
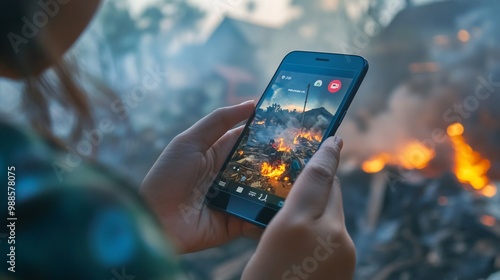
[259,71,353,115]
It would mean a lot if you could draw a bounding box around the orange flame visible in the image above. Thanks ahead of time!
[480,184,497,198]
[261,162,286,179]
[447,123,496,197]
[255,120,266,125]
[293,131,322,144]
[398,142,435,170]
[360,123,496,198]
[276,138,292,152]
[362,153,390,173]
[361,141,435,173]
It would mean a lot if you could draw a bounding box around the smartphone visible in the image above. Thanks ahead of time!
[206,51,368,227]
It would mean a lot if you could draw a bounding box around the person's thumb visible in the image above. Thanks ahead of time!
[283,136,343,218]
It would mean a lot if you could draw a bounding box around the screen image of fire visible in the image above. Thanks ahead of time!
[220,82,339,198]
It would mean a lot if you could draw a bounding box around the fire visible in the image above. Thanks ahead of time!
[447,122,496,196]
[255,120,266,125]
[361,141,435,173]
[481,184,497,198]
[398,141,435,170]
[362,153,390,173]
[276,138,292,152]
[361,123,496,199]
[293,131,322,144]
[261,162,286,179]
[238,150,244,156]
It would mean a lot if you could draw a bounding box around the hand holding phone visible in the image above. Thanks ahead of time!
[242,136,356,280]
[141,101,264,254]
[141,51,367,256]
[141,108,356,278]
[207,51,368,227]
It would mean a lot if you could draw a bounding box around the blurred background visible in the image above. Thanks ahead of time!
[1,0,500,279]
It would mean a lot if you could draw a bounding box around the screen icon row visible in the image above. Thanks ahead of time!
[313,79,342,93]
[224,180,285,207]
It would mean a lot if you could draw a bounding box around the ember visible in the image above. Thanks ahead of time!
[480,215,496,227]
[481,184,497,198]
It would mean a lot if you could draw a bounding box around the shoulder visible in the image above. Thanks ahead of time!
[0,122,183,279]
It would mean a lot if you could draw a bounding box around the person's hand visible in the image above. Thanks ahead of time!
[140,100,263,254]
[242,136,356,280]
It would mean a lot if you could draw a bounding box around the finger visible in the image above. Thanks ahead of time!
[324,176,345,224]
[211,125,244,170]
[284,136,343,218]
[177,100,254,152]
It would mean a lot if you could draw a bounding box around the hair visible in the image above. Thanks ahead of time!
[0,0,106,148]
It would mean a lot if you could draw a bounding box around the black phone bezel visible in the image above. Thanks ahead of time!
[206,51,369,228]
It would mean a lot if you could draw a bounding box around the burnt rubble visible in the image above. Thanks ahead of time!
[179,169,500,280]
[221,105,329,197]
[343,169,500,280]
[222,131,319,197]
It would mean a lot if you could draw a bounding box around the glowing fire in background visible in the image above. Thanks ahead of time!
[293,131,322,144]
[361,122,497,198]
[362,141,435,173]
[447,123,497,197]
[399,142,436,169]
[261,162,286,179]
[255,120,266,125]
[362,153,390,174]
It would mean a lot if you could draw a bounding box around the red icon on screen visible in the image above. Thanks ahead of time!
[328,80,342,93]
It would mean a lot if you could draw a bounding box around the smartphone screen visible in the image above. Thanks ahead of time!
[207,52,367,226]
[213,68,355,209]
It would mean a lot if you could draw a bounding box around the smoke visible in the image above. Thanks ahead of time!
[311,114,329,131]
[338,1,500,178]
[251,107,329,153]
[252,117,297,148]
[339,81,451,162]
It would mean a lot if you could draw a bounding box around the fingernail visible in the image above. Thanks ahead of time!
[333,136,342,146]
